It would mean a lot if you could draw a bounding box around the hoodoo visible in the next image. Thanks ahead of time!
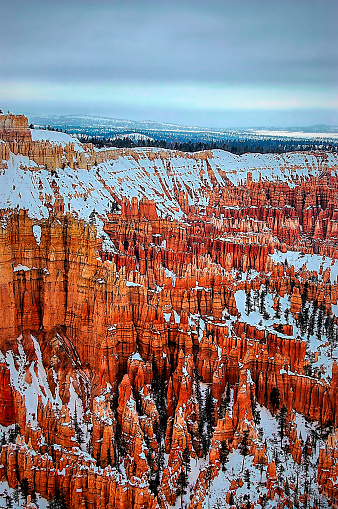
[0,115,338,508]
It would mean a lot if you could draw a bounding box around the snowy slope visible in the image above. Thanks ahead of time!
[31,129,84,151]
[1,132,338,225]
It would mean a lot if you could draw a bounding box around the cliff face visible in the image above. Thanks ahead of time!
[1,117,338,508]
[0,114,32,142]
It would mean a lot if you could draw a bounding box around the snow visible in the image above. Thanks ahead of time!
[250,129,338,140]
[13,264,31,272]
[204,404,329,509]
[0,480,49,508]
[129,352,143,362]
[31,128,84,151]
[2,145,337,239]
[4,335,64,429]
[32,224,41,245]
[126,281,143,287]
[235,283,338,381]
[271,249,338,284]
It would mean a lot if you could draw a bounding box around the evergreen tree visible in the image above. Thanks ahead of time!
[47,488,67,508]
[176,470,188,509]
[89,209,96,226]
[301,281,308,307]
[244,468,250,489]
[12,486,20,505]
[152,354,167,438]
[182,446,191,477]
[277,405,287,446]
[269,387,280,414]
[20,478,29,503]
[4,491,13,509]
[307,303,317,339]
[219,440,229,472]
[259,287,267,315]
[284,307,290,323]
[205,466,212,509]
[303,436,311,499]
[8,424,20,444]
[317,305,324,339]
[73,403,84,445]
[257,456,266,483]
[157,443,165,473]
[245,290,253,315]
[239,430,250,471]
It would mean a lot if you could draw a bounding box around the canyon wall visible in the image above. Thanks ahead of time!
[0,117,338,508]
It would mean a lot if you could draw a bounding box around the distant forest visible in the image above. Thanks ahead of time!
[78,134,338,155]
[38,124,338,155]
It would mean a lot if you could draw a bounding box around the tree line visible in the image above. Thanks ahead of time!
[77,134,338,155]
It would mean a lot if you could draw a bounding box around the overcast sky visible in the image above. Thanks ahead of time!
[1,0,337,127]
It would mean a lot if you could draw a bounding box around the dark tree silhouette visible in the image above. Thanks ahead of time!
[277,405,287,446]
[270,386,280,414]
[239,430,250,471]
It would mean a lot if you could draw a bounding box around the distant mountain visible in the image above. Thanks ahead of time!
[25,113,338,144]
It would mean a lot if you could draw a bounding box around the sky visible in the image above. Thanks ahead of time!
[1,0,337,127]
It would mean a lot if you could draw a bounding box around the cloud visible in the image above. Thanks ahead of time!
[1,0,337,125]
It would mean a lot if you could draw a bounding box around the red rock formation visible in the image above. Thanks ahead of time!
[1,125,338,507]
[0,114,32,142]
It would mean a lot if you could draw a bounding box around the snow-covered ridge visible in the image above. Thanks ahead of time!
[1,131,338,225]
[31,129,84,152]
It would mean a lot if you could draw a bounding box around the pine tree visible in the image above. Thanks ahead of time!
[239,430,250,471]
[73,403,84,445]
[219,440,229,472]
[89,208,96,226]
[259,287,267,315]
[277,404,287,446]
[301,281,308,307]
[47,488,67,508]
[244,468,251,489]
[182,446,191,477]
[205,465,212,509]
[176,470,188,509]
[12,486,20,505]
[245,290,253,315]
[152,354,167,438]
[257,456,266,483]
[316,305,324,340]
[269,386,280,414]
[20,478,29,503]
[4,491,13,509]
[8,424,20,443]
